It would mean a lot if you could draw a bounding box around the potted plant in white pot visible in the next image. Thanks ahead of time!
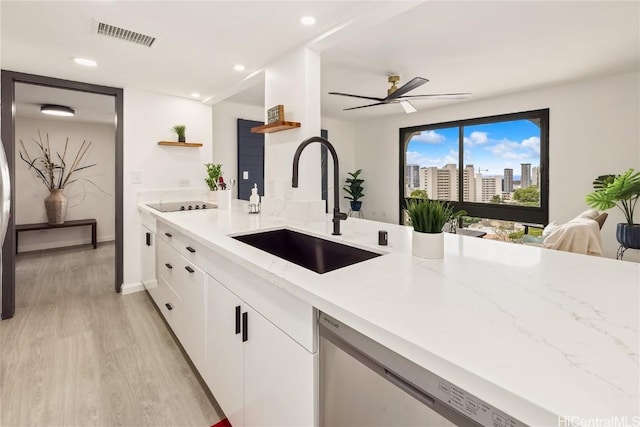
[205,163,222,201]
[405,198,464,258]
[586,168,640,249]
[343,169,364,211]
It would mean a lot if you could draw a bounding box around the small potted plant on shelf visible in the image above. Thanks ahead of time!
[343,169,365,212]
[405,198,465,258]
[585,168,640,249]
[172,125,186,143]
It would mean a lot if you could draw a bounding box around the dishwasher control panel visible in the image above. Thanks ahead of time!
[319,312,529,427]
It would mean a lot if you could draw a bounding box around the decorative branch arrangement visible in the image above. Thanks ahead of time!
[19,130,96,190]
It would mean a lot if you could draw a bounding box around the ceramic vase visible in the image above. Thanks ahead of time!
[45,189,68,225]
[412,230,444,259]
[208,190,218,202]
[616,223,640,249]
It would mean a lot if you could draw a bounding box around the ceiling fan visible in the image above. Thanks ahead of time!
[329,75,470,114]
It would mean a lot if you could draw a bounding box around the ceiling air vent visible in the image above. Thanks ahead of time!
[94,21,157,48]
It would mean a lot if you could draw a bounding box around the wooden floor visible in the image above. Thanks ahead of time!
[0,242,224,427]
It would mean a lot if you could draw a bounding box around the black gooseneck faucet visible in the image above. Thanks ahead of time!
[292,136,348,235]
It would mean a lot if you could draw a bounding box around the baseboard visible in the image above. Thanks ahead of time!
[121,281,146,295]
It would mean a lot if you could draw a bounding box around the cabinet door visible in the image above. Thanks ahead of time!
[243,306,316,427]
[206,276,244,427]
[140,227,156,290]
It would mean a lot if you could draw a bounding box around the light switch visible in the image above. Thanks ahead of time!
[131,170,142,184]
[243,171,249,180]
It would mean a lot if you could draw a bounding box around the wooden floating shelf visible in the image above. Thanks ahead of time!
[251,120,301,134]
[158,141,203,147]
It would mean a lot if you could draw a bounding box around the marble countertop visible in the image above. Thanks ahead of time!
[139,199,639,426]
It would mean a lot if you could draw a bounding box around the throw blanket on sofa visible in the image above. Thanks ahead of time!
[543,217,603,256]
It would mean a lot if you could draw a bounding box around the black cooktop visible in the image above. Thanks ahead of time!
[146,201,215,212]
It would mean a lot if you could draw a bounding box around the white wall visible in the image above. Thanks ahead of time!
[353,71,640,260]
[212,100,263,193]
[123,89,212,289]
[15,117,115,252]
[212,100,356,213]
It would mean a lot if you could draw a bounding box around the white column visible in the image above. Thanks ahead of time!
[263,47,321,202]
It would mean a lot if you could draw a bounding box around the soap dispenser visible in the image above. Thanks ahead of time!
[249,183,260,214]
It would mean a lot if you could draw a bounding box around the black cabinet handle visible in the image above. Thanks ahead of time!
[242,312,248,342]
[145,232,151,246]
[165,303,173,311]
[235,306,241,334]
[186,246,196,253]
[185,266,194,273]
[165,232,172,238]
[165,263,173,269]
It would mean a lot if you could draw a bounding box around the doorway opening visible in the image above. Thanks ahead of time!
[1,70,124,320]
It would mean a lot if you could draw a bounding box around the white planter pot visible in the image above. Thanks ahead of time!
[208,190,218,202]
[412,230,444,259]
[217,189,232,209]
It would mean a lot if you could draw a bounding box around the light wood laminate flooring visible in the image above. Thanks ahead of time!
[0,242,223,426]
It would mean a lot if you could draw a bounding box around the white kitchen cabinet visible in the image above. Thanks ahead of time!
[206,274,316,427]
[206,274,245,427]
[155,234,207,372]
[140,211,157,293]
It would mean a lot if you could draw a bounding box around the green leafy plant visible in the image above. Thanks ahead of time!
[343,169,365,202]
[205,163,223,191]
[171,125,186,139]
[405,198,465,233]
[19,130,96,190]
[585,168,640,226]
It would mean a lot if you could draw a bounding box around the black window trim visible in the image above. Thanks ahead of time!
[398,108,549,225]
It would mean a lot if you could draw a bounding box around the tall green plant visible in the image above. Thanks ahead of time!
[343,169,365,202]
[585,168,640,226]
[205,163,222,191]
[405,198,465,233]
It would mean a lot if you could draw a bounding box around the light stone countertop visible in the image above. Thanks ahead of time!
[139,199,640,426]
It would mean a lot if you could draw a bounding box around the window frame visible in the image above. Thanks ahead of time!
[398,108,549,225]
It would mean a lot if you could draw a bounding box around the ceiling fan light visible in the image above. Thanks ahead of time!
[400,101,417,114]
[41,104,75,117]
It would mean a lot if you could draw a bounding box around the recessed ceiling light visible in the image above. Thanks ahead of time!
[73,57,97,67]
[41,104,75,117]
[191,92,201,98]
[300,16,316,26]
[233,64,245,72]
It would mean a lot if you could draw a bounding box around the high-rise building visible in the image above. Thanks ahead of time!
[406,164,420,193]
[480,176,502,202]
[421,164,458,200]
[532,166,540,187]
[463,164,476,202]
[503,168,513,192]
[521,163,531,188]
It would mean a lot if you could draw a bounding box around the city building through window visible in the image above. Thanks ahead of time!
[399,109,549,226]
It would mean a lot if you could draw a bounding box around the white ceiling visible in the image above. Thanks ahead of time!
[2,1,638,122]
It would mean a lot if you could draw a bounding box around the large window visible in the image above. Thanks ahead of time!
[399,109,549,225]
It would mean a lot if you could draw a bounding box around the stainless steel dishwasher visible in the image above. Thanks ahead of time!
[319,312,527,427]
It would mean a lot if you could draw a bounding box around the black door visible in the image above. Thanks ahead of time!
[237,119,265,201]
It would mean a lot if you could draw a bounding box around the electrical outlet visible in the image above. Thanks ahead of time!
[179,178,189,187]
[243,171,249,180]
[131,170,142,184]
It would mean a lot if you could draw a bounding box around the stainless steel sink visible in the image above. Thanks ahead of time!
[232,229,381,274]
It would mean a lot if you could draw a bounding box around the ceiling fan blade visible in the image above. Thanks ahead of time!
[384,77,428,101]
[343,102,388,111]
[400,100,417,114]
[328,92,385,102]
[398,92,471,100]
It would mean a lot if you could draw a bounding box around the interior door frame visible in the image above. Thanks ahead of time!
[1,70,124,319]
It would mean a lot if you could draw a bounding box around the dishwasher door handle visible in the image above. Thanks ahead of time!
[385,369,436,408]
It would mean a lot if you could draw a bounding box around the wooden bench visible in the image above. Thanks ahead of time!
[15,218,97,254]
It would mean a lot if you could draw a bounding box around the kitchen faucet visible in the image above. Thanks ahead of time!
[292,136,348,235]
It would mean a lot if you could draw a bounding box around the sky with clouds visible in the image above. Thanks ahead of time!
[406,119,541,178]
